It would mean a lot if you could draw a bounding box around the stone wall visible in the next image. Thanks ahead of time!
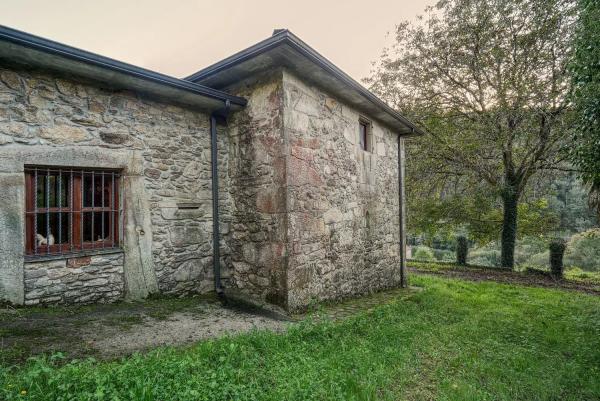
[0,64,230,304]
[0,62,403,310]
[282,71,402,311]
[226,71,289,307]
[24,253,124,305]
[222,69,403,312]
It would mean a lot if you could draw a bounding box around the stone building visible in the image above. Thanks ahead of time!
[0,26,423,311]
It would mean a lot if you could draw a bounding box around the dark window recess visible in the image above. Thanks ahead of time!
[24,167,121,257]
[359,121,369,151]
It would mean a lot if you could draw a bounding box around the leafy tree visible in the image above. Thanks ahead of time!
[367,0,577,268]
[570,0,600,217]
[407,192,558,245]
[546,173,598,233]
[564,228,600,271]
[456,236,469,265]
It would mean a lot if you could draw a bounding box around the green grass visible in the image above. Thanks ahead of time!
[565,268,600,285]
[2,275,599,401]
[408,259,516,271]
[410,259,600,285]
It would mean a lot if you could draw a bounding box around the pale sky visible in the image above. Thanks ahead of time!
[2,0,433,83]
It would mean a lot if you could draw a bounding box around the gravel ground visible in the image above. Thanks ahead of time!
[0,286,418,365]
[0,295,290,364]
[84,302,289,357]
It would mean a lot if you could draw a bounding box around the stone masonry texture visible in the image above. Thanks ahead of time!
[0,63,402,311]
[282,71,401,311]
[224,69,402,312]
[0,65,232,305]
[226,71,289,307]
[24,253,124,305]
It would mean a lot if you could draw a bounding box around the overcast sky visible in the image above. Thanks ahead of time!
[2,0,433,83]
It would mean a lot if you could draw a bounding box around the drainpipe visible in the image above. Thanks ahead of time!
[398,133,408,287]
[210,100,231,296]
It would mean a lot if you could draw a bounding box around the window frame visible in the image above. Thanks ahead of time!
[24,166,122,258]
[358,118,372,152]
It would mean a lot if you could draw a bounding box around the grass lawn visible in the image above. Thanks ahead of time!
[409,260,600,295]
[2,275,599,401]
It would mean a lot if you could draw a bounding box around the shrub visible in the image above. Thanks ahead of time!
[525,251,550,268]
[514,236,547,266]
[468,246,501,267]
[456,236,468,265]
[433,249,454,262]
[564,229,600,271]
[413,246,435,261]
[549,239,567,277]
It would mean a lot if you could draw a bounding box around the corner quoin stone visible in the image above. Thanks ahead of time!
[0,172,25,304]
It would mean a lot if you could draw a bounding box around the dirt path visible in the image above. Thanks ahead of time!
[83,302,289,358]
[1,288,419,365]
[409,265,600,296]
[0,295,289,365]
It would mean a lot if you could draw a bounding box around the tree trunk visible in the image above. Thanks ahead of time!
[500,189,519,269]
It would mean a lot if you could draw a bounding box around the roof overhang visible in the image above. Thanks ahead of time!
[186,30,425,136]
[0,25,247,113]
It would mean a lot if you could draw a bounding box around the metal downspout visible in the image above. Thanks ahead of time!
[398,134,408,287]
[210,100,230,296]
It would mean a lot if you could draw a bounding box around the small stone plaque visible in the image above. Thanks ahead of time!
[67,256,92,269]
[176,202,201,210]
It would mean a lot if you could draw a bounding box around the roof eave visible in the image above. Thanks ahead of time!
[0,25,247,112]
[186,30,426,136]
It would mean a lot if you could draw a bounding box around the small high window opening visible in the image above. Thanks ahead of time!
[359,119,372,152]
[24,166,121,257]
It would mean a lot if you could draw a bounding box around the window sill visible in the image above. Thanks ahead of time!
[24,248,124,263]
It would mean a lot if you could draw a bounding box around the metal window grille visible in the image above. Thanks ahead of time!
[24,166,121,258]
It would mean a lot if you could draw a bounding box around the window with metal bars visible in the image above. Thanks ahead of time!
[24,166,121,257]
